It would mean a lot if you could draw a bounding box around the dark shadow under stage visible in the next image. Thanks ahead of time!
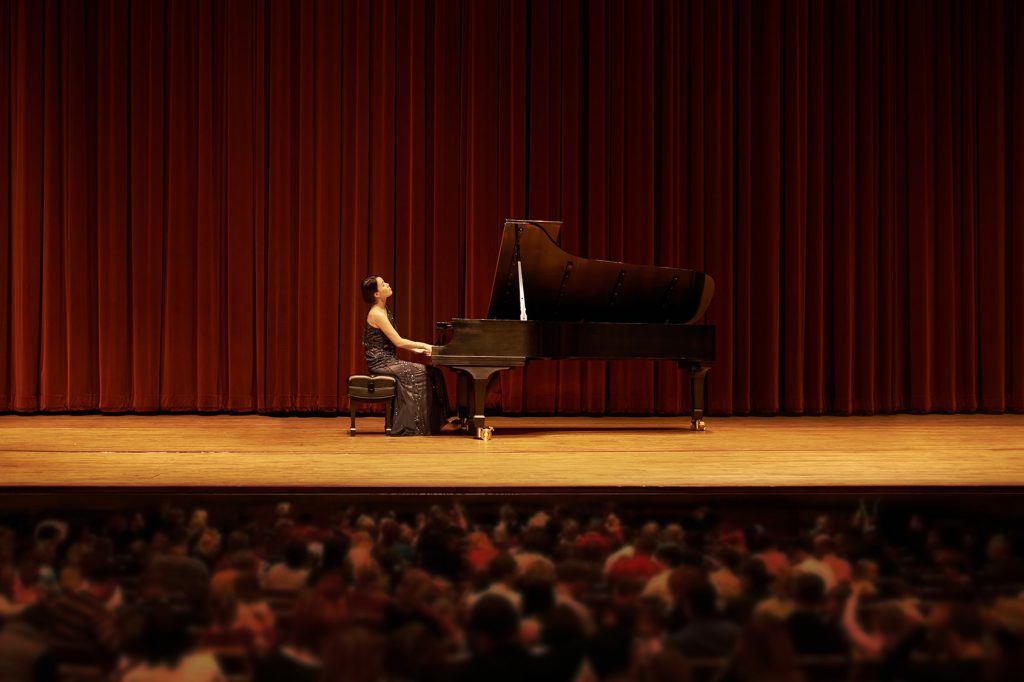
[1,413,1022,491]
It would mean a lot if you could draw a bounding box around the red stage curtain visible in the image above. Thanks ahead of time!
[0,0,1022,415]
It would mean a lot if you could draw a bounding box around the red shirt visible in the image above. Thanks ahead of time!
[608,553,665,583]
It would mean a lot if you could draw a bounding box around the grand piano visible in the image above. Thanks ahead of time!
[433,220,715,439]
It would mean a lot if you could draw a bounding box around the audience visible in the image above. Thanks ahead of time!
[0,496,1020,681]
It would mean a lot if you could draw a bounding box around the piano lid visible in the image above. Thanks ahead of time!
[486,220,715,325]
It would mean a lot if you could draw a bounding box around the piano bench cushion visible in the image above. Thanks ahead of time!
[347,375,398,401]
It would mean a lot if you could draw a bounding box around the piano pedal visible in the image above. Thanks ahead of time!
[691,419,707,432]
[476,426,494,441]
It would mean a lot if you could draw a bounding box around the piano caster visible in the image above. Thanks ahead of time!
[476,426,494,441]
[691,419,707,432]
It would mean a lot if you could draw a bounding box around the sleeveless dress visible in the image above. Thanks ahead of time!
[363,309,448,436]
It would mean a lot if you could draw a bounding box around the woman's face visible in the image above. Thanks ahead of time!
[375,277,393,300]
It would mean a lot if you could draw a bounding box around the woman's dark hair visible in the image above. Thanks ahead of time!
[361,275,380,304]
[284,539,309,569]
[140,606,191,666]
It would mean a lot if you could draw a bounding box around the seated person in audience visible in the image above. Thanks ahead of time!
[346,559,392,630]
[985,596,1024,682]
[534,605,589,681]
[320,626,386,682]
[518,562,557,648]
[554,559,596,636]
[636,649,693,682]
[665,560,708,632]
[513,525,557,578]
[146,528,210,618]
[748,527,790,578]
[978,533,1024,590]
[0,604,59,682]
[814,534,852,585]
[210,548,260,600]
[669,580,740,658]
[792,541,837,592]
[642,542,687,611]
[608,527,665,587]
[383,622,453,681]
[922,601,985,682]
[709,547,744,607]
[0,552,46,617]
[727,557,772,623]
[457,594,537,682]
[718,614,805,682]
[253,595,326,682]
[230,571,276,654]
[262,540,310,592]
[842,582,925,679]
[851,559,880,598]
[119,606,225,682]
[198,593,255,653]
[784,572,846,656]
[44,551,121,669]
[466,552,523,614]
[604,522,659,574]
[633,596,671,669]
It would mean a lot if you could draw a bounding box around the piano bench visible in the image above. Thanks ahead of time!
[346,375,397,436]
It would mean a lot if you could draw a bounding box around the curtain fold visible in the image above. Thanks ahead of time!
[1,0,1022,415]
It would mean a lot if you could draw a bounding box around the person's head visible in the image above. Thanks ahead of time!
[634,529,659,556]
[520,525,551,554]
[813,534,835,558]
[139,606,192,667]
[734,614,801,680]
[466,594,520,653]
[487,551,519,586]
[683,581,718,620]
[543,604,585,647]
[361,275,392,305]
[321,534,352,571]
[394,568,435,612]
[209,592,239,628]
[284,539,309,570]
[793,572,826,609]
[987,533,1012,561]
[635,596,669,638]
[80,551,118,602]
[740,557,771,596]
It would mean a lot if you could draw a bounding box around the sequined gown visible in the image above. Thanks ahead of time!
[363,309,448,436]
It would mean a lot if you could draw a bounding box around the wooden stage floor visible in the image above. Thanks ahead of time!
[1,413,1022,490]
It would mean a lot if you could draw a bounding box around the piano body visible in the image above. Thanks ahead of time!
[433,220,715,439]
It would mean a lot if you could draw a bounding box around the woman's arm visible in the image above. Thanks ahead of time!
[368,309,433,355]
[842,584,882,658]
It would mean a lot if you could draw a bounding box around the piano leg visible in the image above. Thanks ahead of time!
[449,366,508,440]
[455,371,471,430]
[684,362,711,431]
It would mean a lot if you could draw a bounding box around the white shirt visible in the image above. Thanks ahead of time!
[121,653,225,682]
